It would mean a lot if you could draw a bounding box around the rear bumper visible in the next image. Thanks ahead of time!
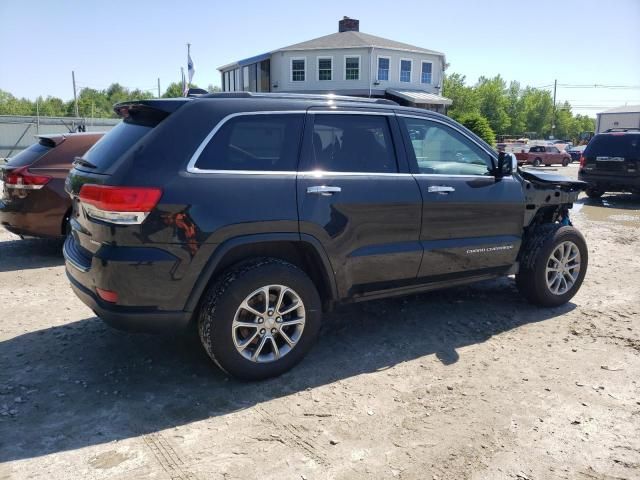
[0,199,65,238]
[63,235,194,333]
[578,170,640,191]
[67,271,192,332]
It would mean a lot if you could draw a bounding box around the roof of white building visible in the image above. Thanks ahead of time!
[599,105,640,114]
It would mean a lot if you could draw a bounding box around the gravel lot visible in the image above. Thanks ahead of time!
[1,164,639,480]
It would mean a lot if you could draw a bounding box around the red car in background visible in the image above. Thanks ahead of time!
[515,145,572,167]
[0,132,104,238]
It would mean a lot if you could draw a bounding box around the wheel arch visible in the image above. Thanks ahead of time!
[184,233,338,314]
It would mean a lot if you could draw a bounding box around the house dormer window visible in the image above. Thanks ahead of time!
[345,56,360,80]
[400,59,412,82]
[377,57,390,81]
[291,58,306,82]
[318,57,332,81]
[421,62,432,84]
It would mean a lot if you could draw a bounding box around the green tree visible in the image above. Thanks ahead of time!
[521,87,554,138]
[475,75,510,135]
[505,81,525,135]
[443,73,480,121]
[162,82,201,98]
[458,112,496,145]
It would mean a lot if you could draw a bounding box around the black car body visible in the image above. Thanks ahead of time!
[578,129,640,197]
[63,93,588,379]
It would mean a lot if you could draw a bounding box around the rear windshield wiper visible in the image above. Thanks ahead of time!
[73,157,97,169]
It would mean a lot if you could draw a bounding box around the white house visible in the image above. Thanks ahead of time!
[217,17,452,112]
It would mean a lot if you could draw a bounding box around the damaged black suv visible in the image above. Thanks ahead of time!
[64,93,588,380]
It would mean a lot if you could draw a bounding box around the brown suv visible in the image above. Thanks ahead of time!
[0,132,103,238]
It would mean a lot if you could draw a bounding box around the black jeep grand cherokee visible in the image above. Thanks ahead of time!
[64,93,588,380]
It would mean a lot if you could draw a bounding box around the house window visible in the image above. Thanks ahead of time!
[400,59,412,82]
[377,57,390,81]
[291,58,305,82]
[318,57,332,81]
[345,56,360,80]
[421,62,432,84]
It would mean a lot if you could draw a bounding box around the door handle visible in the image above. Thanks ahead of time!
[427,185,455,193]
[307,185,342,196]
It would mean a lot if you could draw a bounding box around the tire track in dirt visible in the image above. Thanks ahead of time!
[141,432,199,480]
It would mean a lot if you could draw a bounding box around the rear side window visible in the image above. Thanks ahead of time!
[80,121,152,171]
[195,114,304,171]
[7,142,51,167]
[585,134,640,158]
[306,114,398,173]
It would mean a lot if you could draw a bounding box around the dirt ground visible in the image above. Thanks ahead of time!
[1,163,639,480]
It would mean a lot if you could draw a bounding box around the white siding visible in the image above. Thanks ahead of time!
[270,48,444,95]
[596,112,640,133]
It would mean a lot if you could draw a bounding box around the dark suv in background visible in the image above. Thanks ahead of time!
[1,132,103,237]
[579,129,640,198]
[64,93,588,380]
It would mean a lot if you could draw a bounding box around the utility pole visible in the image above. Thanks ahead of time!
[157,78,161,98]
[551,79,557,139]
[72,70,79,118]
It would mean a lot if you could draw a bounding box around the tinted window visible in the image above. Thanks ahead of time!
[195,114,304,171]
[7,142,52,167]
[400,117,491,175]
[307,114,397,173]
[81,121,151,171]
[584,134,640,158]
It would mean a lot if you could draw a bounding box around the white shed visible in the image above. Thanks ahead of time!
[596,105,640,133]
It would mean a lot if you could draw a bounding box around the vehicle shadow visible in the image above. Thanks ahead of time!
[575,192,640,210]
[0,277,575,463]
[0,237,64,272]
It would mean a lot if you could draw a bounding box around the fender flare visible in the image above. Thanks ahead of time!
[184,232,338,312]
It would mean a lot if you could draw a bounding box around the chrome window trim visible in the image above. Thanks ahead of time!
[308,110,394,116]
[186,110,306,174]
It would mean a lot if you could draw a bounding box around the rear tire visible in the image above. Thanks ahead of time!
[585,188,604,199]
[516,225,588,307]
[198,257,322,380]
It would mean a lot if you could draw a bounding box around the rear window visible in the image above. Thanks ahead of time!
[79,121,151,171]
[585,134,640,158]
[195,114,304,171]
[7,142,52,167]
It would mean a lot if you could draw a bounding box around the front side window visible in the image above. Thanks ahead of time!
[421,62,432,84]
[345,56,360,80]
[318,57,332,81]
[291,59,305,82]
[400,117,491,176]
[377,57,389,81]
[195,114,304,171]
[400,60,412,82]
[306,114,397,173]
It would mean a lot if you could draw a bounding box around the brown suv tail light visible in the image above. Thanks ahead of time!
[4,166,51,190]
[78,184,162,225]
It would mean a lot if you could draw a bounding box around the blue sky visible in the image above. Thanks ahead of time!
[1,0,638,117]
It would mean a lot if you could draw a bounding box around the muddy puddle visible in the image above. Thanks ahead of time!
[572,193,640,226]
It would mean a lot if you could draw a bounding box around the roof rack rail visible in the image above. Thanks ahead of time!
[604,127,640,132]
[199,91,398,106]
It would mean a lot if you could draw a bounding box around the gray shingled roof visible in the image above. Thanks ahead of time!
[600,105,640,114]
[274,30,444,56]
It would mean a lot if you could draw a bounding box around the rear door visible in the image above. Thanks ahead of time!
[397,114,524,279]
[296,110,423,298]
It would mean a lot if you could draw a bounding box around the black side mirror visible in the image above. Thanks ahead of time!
[493,152,515,179]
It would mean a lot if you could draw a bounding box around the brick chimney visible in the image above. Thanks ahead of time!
[338,16,359,32]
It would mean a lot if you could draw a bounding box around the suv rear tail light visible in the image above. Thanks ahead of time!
[4,166,51,190]
[79,185,162,225]
[579,155,586,167]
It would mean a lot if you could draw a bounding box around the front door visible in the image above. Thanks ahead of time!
[397,115,525,279]
[296,111,423,298]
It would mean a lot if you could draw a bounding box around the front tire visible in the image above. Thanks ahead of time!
[198,258,322,380]
[533,158,542,167]
[516,225,588,307]
[562,158,570,167]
